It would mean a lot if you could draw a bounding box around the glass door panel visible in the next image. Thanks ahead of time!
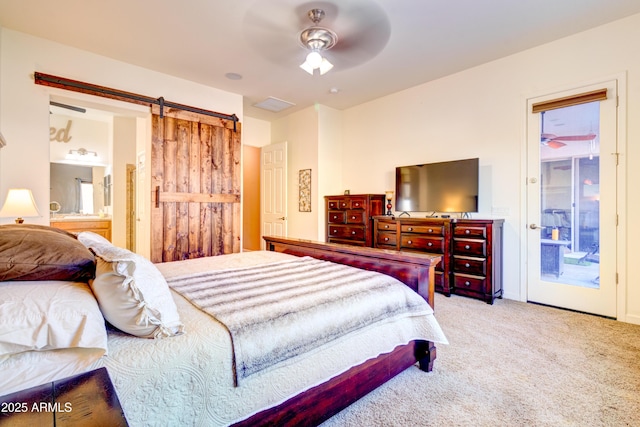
[527,81,617,318]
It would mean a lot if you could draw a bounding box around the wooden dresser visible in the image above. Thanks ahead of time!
[373,216,504,304]
[325,194,385,247]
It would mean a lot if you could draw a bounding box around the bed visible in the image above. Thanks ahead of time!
[0,225,447,426]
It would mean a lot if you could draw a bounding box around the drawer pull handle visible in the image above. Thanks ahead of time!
[333,215,337,219]
[465,245,470,250]
[465,230,470,234]
[407,240,413,245]
[465,281,471,286]
[465,263,470,268]
[384,237,389,241]
[408,227,413,231]
[427,242,433,246]
[351,216,356,219]
[352,231,356,235]
[332,230,337,233]
[385,225,389,229]
[355,203,360,207]
[428,228,433,232]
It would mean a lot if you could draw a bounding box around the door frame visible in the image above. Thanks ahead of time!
[520,73,627,321]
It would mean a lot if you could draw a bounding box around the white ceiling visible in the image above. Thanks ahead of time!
[1,0,640,122]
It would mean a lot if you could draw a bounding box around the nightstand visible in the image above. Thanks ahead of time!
[0,368,127,426]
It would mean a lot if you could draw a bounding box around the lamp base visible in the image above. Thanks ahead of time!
[386,201,392,216]
[15,218,24,224]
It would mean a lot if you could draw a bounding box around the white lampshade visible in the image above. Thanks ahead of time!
[0,188,41,224]
[300,51,333,75]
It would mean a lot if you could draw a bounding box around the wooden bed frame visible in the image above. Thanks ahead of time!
[233,236,442,427]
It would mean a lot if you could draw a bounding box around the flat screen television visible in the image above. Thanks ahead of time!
[395,158,479,214]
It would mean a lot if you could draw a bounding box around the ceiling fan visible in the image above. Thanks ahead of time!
[540,111,596,149]
[242,2,390,73]
[299,9,337,75]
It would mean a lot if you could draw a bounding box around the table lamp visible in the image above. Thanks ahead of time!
[385,191,394,216]
[0,188,41,223]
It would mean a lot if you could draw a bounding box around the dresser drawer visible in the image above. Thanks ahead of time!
[327,211,345,224]
[454,226,487,238]
[452,274,486,293]
[377,231,397,246]
[345,210,366,224]
[453,256,486,276]
[327,199,342,210]
[349,197,367,210]
[377,221,395,231]
[328,225,365,240]
[400,235,444,253]
[400,224,444,235]
[453,238,486,256]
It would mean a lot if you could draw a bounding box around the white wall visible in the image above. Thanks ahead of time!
[272,106,319,240]
[243,116,271,148]
[0,28,243,228]
[340,14,640,323]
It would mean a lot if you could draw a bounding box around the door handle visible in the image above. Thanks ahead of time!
[278,217,286,220]
[529,224,544,230]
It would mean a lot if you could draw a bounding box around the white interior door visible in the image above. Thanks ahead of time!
[260,141,287,248]
[526,81,618,318]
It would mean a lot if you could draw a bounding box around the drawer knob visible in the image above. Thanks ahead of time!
[384,237,389,241]
[333,215,337,219]
[465,263,470,268]
[427,242,433,246]
[385,225,389,229]
[408,227,413,231]
[332,229,337,233]
[465,245,470,250]
[351,216,356,219]
[407,240,413,245]
[428,228,433,232]
[355,203,360,207]
[351,231,356,235]
[465,281,471,286]
[465,230,470,234]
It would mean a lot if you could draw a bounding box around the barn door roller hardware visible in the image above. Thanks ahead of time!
[34,72,239,131]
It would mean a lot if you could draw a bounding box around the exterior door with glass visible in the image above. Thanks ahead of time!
[526,81,618,318]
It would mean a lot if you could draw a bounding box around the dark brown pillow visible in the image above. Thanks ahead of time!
[0,224,96,282]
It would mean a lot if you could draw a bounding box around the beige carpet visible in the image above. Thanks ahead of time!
[321,293,640,426]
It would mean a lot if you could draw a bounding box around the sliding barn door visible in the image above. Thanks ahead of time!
[150,107,241,263]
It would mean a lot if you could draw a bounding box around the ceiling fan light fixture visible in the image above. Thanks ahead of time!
[319,57,333,75]
[299,9,337,76]
[300,50,333,75]
[306,51,323,68]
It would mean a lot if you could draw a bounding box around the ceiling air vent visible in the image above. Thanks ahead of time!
[253,97,295,113]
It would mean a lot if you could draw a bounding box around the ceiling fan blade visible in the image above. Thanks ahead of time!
[50,101,86,113]
[546,140,567,149]
[327,3,390,69]
[551,133,597,141]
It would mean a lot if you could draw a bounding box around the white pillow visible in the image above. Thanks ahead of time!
[0,281,108,357]
[77,232,184,339]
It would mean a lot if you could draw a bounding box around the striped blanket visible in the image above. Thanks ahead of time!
[167,256,434,385]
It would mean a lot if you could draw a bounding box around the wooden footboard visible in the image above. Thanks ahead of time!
[232,237,441,427]
[263,236,440,308]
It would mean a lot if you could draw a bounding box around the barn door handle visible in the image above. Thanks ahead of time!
[155,186,160,208]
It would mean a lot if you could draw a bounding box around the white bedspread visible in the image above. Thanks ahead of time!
[2,251,447,426]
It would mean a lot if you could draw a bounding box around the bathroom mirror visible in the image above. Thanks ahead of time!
[50,163,106,215]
